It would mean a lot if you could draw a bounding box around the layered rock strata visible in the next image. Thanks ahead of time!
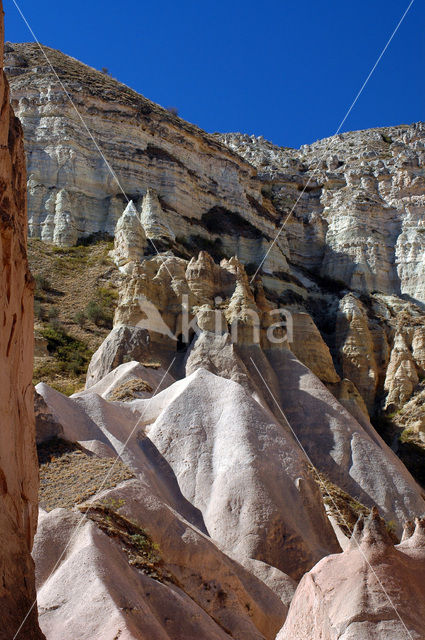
[0,5,44,638]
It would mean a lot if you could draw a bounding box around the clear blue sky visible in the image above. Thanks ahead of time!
[3,0,424,148]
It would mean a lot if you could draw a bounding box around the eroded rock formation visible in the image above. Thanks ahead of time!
[220,126,425,304]
[0,5,44,637]
[277,510,425,639]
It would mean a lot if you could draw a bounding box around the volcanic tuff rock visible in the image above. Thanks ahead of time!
[220,126,425,304]
[0,6,44,638]
[35,363,345,638]
[277,510,425,640]
[35,498,285,640]
[9,40,425,310]
[4,42,286,274]
[7,41,425,417]
[6,32,425,640]
[83,251,425,534]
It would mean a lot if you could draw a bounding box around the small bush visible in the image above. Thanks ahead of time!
[34,300,44,321]
[73,310,87,327]
[40,323,92,377]
[48,306,59,320]
[85,286,118,328]
[381,133,393,144]
[86,300,110,327]
[34,273,51,291]
[34,273,52,301]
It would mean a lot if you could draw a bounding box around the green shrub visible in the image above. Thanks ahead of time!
[85,286,117,328]
[34,273,51,291]
[73,310,87,327]
[34,273,51,300]
[40,323,92,376]
[48,306,59,320]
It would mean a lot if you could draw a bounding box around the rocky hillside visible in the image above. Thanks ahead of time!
[219,125,425,303]
[4,36,425,640]
[6,41,425,426]
[0,9,44,639]
[4,42,284,273]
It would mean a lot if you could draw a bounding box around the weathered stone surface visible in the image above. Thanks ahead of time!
[79,360,174,400]
[34,391,64,444]
[34,482,285,640]
[0,6,44,636]
[220,125,425,305]
[335,294,379,412]
[289,311,339,384]
[384,331,419,410]
[5,42,288,278]
[85,325,152,388]
[112,200,147,268]
[140,188,175,243]
[38,368,341,584]
[266,348,425,534]
[277,509,425,639]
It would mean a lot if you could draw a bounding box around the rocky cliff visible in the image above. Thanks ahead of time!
[220,125,425,303]
[7,42,425,420]
[0,7,43,639]
[5,43,425,309]
[5,34,425,640]
[4,42,286,274]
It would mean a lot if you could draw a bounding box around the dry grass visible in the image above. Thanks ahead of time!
[38,438,134,511]
[29,239,120,393]
[78,503,173,582]
[107,378,153,402]
[311,466,399,542]
[139,361,161,369]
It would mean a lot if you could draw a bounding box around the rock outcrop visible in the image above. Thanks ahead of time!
[7,41,425,417]
[112,200,147,269]
[140,188,175,243]
[6,30,425,640]
[0,5,44,637]
[4,42,287,278]
[277,510,425,639]
[220,126,425,304]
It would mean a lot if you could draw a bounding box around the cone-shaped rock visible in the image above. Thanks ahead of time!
[140,188,175,242]
[113,200,147,267]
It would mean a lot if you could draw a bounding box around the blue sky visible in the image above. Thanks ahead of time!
[4,0,424,148]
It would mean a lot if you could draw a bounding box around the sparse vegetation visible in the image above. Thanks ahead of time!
[38,438,134,511]
[107,378,153,402]
[373,405,425,489]
[34,273,52,298]
[28,239,119,394]
[311,467,399,542]
[381,133,393,144]
[85,286,118,328]
[78,503,172,582]
[39,322,92,376]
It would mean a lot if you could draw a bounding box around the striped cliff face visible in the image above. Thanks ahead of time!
[0,4,44,638]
